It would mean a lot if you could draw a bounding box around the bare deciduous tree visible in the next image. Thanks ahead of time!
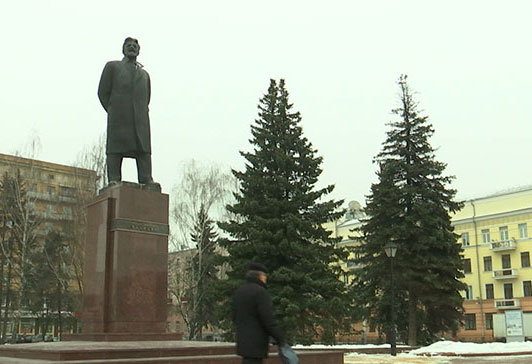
[168,160,236,339]
[67,135,104,297]
[74,133,107,191]
[0,171,40,343]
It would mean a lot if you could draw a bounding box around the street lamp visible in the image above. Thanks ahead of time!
[384,241,398,356]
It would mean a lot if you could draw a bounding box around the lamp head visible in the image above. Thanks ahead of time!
[384,242,399,258]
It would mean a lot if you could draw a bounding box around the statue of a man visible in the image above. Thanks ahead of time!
[98,37,155,185]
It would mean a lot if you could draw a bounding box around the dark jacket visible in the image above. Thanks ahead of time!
[98,58,151,156]
[232,277,285,358]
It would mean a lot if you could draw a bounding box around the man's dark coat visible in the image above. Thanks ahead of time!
[232,276,285,359]
[98,58,151,156]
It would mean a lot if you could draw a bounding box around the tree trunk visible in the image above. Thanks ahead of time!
[2,257,13,343]
[57,282,62,340]
[408,289,417,346]
[0,254,4,343]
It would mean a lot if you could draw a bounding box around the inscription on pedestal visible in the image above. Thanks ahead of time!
[110,218,169,236]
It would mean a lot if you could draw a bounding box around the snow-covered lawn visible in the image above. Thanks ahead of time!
[344,353,450,363]
[297,341,532,363]
[409,340,532,355]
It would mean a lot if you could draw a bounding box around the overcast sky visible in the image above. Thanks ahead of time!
[2,0,532,207]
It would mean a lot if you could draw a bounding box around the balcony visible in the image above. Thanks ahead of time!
[492,268,518,280]
[490,239,516,252]
[495,298,520,310]
[27,191,77,204]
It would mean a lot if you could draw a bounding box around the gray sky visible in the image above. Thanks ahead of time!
[2,0,531,206]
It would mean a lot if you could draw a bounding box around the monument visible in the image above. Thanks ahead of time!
[70,37,171,340]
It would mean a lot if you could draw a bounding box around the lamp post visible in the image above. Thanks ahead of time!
[384,241,398,356]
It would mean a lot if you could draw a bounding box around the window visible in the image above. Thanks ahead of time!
[504,283,513,299]
[482,229,491,243]
[519,223,528,239]
[485,313,493,330]
[483,256,492,272]
[499,226,509,241]
[461,232,470,247]
[47,186,55,195]
[465,314,476,330]
[463,259,472,273]
[465,285,473,300]
[524,281,532,297]
[44,222,54,232]
[60,186,76,197]
[485,284,494,299]
[46,204,56,214]
[62,206,73,218]
[521,252,530,268]
[369,321,376,332]
[502,254,511,269]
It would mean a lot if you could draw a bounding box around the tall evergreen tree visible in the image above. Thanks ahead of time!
[216,79,355,344]
[353,75,465,346]
[187,204,219,339]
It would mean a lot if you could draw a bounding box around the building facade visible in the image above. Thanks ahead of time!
[452,186,532,341]
[323,201,381,343]
[0,153,97,340]
[327,189,532,343]
[0,153,97,236]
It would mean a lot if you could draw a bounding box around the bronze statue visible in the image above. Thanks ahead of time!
[98,37,155,186]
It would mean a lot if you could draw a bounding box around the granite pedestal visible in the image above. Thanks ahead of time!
[64,183,180,341]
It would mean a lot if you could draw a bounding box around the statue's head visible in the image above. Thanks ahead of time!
[122,37,140,58]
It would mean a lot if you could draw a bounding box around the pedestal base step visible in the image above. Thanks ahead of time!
[0,341,343,364]
[62,333,183,342]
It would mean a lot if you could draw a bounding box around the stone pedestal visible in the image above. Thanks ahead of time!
[67,183,179,340]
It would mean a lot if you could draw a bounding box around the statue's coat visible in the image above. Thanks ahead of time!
[98,58,151,156]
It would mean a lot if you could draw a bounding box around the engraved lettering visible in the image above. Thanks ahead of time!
[110,218,169,236]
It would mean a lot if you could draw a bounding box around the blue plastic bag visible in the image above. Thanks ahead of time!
[278,343,299,364]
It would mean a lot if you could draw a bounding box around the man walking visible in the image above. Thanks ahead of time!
[232,263,285,364]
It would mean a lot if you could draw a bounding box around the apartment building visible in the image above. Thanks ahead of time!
[452,186,532,341]
[0,153,97,339]
[0,153,97,236]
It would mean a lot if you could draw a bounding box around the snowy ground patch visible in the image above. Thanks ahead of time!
[409,340,532,356]
[344,353,450,363]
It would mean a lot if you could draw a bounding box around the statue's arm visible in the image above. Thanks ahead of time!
[147,73,151,106]
[97,62,114,112]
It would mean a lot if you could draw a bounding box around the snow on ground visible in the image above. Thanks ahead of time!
[409,340,532,355]
[343,353,450,363]
[297,340,532,355]
[297,341,532,363]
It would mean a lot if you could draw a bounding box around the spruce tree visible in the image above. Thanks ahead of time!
[217,79,355,344]
[353,75,465,346]
[188,203,219,339]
